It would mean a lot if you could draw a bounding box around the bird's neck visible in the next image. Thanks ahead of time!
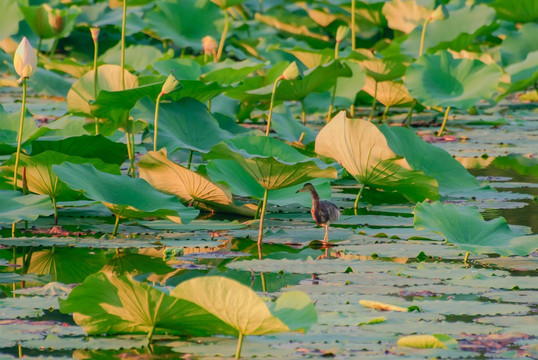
[309,189,320,208]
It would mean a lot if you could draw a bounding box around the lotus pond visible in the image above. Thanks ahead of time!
[0,0,537,358]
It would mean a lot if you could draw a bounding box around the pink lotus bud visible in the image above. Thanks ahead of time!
[14,37,38,83]
[202,35,218,58]
[90,27,100,43]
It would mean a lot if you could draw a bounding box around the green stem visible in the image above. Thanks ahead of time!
[437,106,451,137]
[403,99,416,127]
[125,132,133,176]
[216,9,229,62]
[93,33,99,135]
[235,333,245,360]
[334,41,339,59]
[37,38,43,53]
[354,184,365,210]
[147,325,156,342]
[48,38,58,57]
[11,223,16,237]
[260,272,266,292]
[257,188,269,258]
[419,18,431,57]
[259,0,263,13]
[120,0,127,90]
[351,0,356,51]
[13,78,27,191]
[187,150,194,170]
[300,100,306,125]
[52,197,58,225]
[207,98,212,112]
[129,131,136,176]
[350,104,355,117]
[254,200,262,220]
[265,77,281,136]
[153,92,163,152]
[382,105,390,122]
[368,81,377,122]
[112,214,120,237]
[463,251,470,264]
[327,79,338,122]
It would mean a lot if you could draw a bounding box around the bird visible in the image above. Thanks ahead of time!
[296,183,340,242]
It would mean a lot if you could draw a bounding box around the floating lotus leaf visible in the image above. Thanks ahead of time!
[413,201,538,256]
[382,0,431,33]
[143,0,222,51]
[316,112,438,202]
[405,51,502,109]
[134,98,231,153]
[487,0,538,22]
[398,334,457,349]
[171,276,317,336]
[137,150,256,216]
[0,190,53,224]
[205,135,337,190]
[401,5,497,55]
[59,272,236,337]
[52,162,198,223]
[379,125,483,195]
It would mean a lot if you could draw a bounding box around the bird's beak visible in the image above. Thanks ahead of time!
[296,188,305,193]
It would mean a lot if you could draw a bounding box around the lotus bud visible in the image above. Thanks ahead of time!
[48,8,65,34]
[430,5,448,22]
[90,27,100,43]
[336,25,349,43]
[202,35,218,58]
[281,61,301,80]
[14,37,38,83]
[161,71,182,95]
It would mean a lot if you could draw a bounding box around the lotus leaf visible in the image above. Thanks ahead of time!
[488,0,538,22]
[500,23,538,67]
[503,51,538,95]
[67,64,138,119]
[405,51,502,109]
[52,162,198,224]
[0,106,47,155]
[358,57,407,82]
[134,98,231,154]
[283,47,335,68]
[254,13,330,46]
[332,60,366,108]
[205,135,337,190]
[59,272,236,337]
[0,0,23,40]
[99,44,164,72]
[413,201,538,256]
[143,0,222,51]
[30,67,73,98]
[379,125,483,195]
[201,59,265,85]
[382,0,431,33]
[137,150,257,216]
[363,78,413,107]
[315,111,438,203]
[211,0,245,9]
[171,276,317,336]
[398,334,457,349]
[0,190,53,224]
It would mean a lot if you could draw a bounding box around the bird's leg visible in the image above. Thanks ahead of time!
[323,225,329,242]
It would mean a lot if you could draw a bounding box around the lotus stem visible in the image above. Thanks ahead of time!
[260,272,267,292]
[259,0,263,13]
[403,100,416,127]
[120,0,127,90]
[125,132,133,176]
[187,150,194,170]
[265,76,281,136]
[350,104,355,117]
[301,100,306,125]
[52,197,58,225]
[147,324,156,342]
[298,131,305,143]
[216,9,229,62]
[112,214,121,237]
[463,251,470,264]
[351,0,356,51]
[327,79,338,122]
[438,106,451,137]
[235,332,245,360]
[382,105,390,122]
[368,81,377,122]
[11,223,16,237]
[354,184,365,210]
[48,38,58,57]
[153,92,164,152]
[92,30,99,135]
[37,38,42,53]
[13,78,27,192]
[207,98,211,112]
[257,188,269,258]
[254,199,262,220]
[419,17,431,57]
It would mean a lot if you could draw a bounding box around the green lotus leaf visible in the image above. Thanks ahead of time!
[206,159,332,207]
[413,201,538,256]
[382,0,431,33]
[2,151,120,202]
[254,13,330,47]
[30,135,128,166]
[0,106,48,155]
[67,64,138,119]
[29,67,73,98]
[108,0,155,8]
[0,0,24,39]
[42,57,92,78]
[0,190,53,224]
[153,58,202,79]
[363,78,413,107]
[500,23,538,66]
[491,155,538,179]
[99,44,164,72]
[488,0,538,22]
[247,60,351,101]
[283,47,335,68]
[59,272,236,337]
[404,51,502,109]
[137,150,257,217]
[316,112,438,202]
[134,98,231,153]
[503,51,538,97]
[143,0,222,51]
[401,5,496,55]
[171,276,317,336]
[332,60,367,108]
[211,0,245,9]
[201,59,265,86]
[205,135,337,190]
[398,334,458,349]
[358,57,407,82]
[52,162,198,223]
[271,106,318,144]
[25,247,108,284]
[379,125,483,195]
[20,4,80,39]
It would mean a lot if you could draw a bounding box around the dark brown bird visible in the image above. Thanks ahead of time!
[296,183,340,242]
